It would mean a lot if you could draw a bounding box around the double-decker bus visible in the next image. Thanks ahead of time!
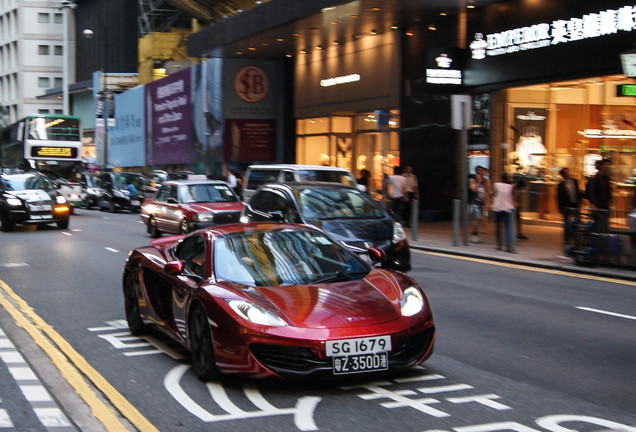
[1,114,84,207]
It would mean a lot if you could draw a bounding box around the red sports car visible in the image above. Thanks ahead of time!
[122,222,435,380]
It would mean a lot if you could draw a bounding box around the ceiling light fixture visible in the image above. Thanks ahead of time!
[428,24,436,31]
[370,29,377,35]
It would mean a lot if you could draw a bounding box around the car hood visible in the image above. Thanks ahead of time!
[9,189,52,202]
[308,218,393,243]
[253,270,405,328]
[180,202,244,213]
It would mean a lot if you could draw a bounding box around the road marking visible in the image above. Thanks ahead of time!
[0,328,73,430]
[576,306,636,321]
[415,250,636,286]
[62,232,72,236]
[0,263,29,268]
[0,279,159,432]
[105,247,119,253]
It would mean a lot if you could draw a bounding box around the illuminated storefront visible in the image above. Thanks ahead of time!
[467,0,636,219]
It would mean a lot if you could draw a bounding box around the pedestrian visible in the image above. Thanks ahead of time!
[468,165,491,243]
[587,159,611,210]
[126,180,138,213]
[557,167,581,243]
[491,172,515,252]
[225,169,239,195]
[402,164,419,226]
[357,168,371,194]
[513,177,528,240]
[387,165,407,222]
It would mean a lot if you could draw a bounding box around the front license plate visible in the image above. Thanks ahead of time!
[29,204,51,211]
[131,200,140,206]
[326,335,391,356]
[332,352,388,375]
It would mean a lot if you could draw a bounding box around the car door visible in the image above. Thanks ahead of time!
[156,185,180,234]
[171,234,207,341]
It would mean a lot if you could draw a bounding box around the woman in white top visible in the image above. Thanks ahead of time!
[491,172,515,251]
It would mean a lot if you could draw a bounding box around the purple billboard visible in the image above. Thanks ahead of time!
[145,69,192,165]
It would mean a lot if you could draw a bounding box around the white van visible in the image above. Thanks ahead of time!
[242,164,359,201]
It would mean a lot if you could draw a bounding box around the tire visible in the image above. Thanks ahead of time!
[189,305,220,381]
[1,211,15,232]
[57,218,69,229]
[123,272,148,336]
[179,219,189,235]
[148,217,161,238]
[108,199,116,213]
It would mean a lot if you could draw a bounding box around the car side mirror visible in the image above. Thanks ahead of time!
[163,260,184,276]
[368,247,386,263]
[166,197,178,204]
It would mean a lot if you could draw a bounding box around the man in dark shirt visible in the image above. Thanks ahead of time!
[588,159,611,210]
[557,167,581,243]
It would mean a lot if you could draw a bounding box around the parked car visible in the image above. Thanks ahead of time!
[242,164,360,201]
[122,222,434,380]
[79,172,101,209]
[0,172,70,231]
[95,172,150,213]
[140,178,244,237]
[241,182,411,271]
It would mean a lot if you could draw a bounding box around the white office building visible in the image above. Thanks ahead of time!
[0,0,75,123]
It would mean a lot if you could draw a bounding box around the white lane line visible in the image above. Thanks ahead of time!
[576,306,636,321]
[105,247,119,253]
[62,232,72,236]
[0,263,29,268]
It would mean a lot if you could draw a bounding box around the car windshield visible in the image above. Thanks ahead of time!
[296,170,356,186]
[214,228,369,287]
[296,187,385,220]
[3,175,54,191]
[113,174,145,189]
[179,183,238,203]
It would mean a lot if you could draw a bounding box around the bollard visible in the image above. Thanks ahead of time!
[411,199,419,241]
[452,199,460,246]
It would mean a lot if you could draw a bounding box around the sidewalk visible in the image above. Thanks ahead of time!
[406,218,636,282]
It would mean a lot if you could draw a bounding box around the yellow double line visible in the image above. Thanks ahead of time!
[0,279,159,432]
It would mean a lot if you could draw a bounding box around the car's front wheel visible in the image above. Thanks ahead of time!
[148,217,161,238]
[179,218,189,234]
[57,217,69,229]
[123,272,148,336]
[189,305,220,381]
[0,211,15,232]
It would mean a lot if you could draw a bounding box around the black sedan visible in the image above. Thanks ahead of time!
[0,172,70,231]
[241,182,411,272]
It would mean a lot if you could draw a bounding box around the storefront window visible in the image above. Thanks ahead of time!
[296,111,401,198]
[504,75,636,218]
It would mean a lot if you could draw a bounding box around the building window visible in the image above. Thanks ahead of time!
[38,13,49,23]
[54,45,63,55]
[53,13,63,24]
[38,45,49,55]
[38,77,50,88]
[38,109,50,114]
[54,109,63,114]
[54,77,62,87]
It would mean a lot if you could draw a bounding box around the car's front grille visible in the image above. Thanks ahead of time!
[249,327,435,377]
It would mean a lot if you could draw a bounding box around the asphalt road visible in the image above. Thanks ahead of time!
[0,209,635,432]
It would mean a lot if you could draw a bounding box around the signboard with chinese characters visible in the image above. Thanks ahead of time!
[466,1,636,87]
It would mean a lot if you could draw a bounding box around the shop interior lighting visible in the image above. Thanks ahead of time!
[276,38,284,42]
[406,31,414,36]
[248,47,256,51]
[391,24,399,30]
[370,29,377,35]
[332,40,340,45]
[316,45,323,50]
[467,0,475,9]
[428,24,437,31]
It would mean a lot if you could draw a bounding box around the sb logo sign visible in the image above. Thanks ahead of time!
[234,66,269,103]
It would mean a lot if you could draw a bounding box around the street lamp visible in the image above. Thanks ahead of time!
[59,0,77,115]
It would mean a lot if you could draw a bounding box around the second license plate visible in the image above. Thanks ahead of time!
[332,352,388,375]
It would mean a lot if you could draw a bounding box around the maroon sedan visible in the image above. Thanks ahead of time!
[123,222,435,380]
[140,178,244,237]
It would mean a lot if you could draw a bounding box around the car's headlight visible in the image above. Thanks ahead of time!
[393,221,406,243]
[400,286,424,317]
[56,196,68,204]
[7,197,22,206]
[193,212,214,222]
[226,300,287,327]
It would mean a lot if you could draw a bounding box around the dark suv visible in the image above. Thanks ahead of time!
[241,182,411,272]
[0,172,71,231]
